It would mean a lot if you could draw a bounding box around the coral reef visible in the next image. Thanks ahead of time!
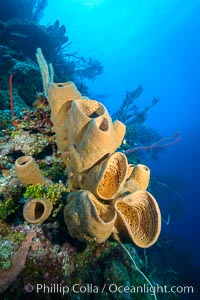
[0,16,187,296]
[0,126,55,158]
[0,48,163,298]
[0,231,35,293]
[0,0,48,22]
[0,176,23,220]
[0,2,190,299]
[0,1,103,106]
[2,222,159,300]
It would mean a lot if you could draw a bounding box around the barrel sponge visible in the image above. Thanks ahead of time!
[66,99,112,145]
[14,156,46,186]
[48,81,81,117]
[131,164,150,190]
[47,82,82,165]
[121,164,150,194]
[23,198,53,224]
[112,191,161,248]
[64,190,117,243]
[68,116,126,174]
[81,152,128,200]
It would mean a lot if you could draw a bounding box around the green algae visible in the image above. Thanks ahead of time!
[23,183,68,217]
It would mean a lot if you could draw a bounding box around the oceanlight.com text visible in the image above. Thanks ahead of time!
[24,283,194,296]
[108,283,194,296]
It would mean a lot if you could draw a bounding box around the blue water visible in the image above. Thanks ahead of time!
[41,0,200,279]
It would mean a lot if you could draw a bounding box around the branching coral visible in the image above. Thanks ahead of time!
[112,86,163,161]
[112,85,159,124]
[68,54,103,82]
[112,86,181,163]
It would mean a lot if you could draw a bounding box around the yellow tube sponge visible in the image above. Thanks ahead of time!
[48,82,81,117]
[112,191,161,248]
[64,190,117,243]
[14,156,46,186]
[48,82,82,165]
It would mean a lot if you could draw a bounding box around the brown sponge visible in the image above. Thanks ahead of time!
[112,191,161,248]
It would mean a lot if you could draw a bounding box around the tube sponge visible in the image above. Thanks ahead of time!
[68,117,126,174]
[131,164,150,190]
[64,190,117,243]
[48,82,82,165]
[23,198,53,224]
[121,164,150,194]
[81,152,128,200]
[112,191,161,248]
[66,99,111,145]
[14,156,46,186]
